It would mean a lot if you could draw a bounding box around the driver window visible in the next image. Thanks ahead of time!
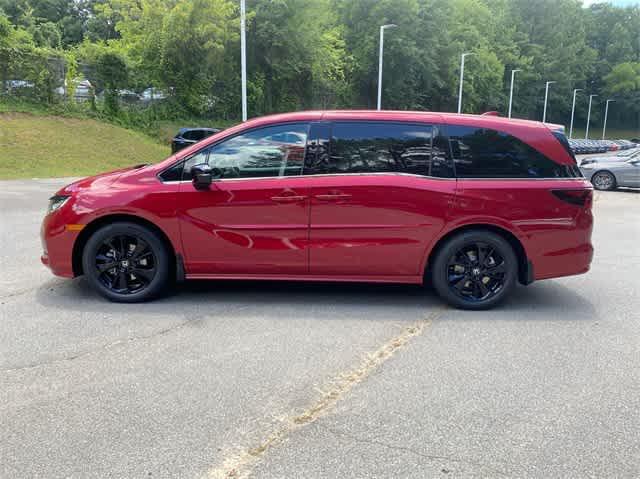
[208,123,309,179]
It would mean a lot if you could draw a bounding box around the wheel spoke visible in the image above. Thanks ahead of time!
[106,239,120,259]
[477,244,486,266]
[130,238,149,260]
[118,236,127,257]
[483,248,494,267]
[131,266,155,283]
[486,261,506,274]
[451,274,470,291]
[477,280,490,298]
[113,271,128,291]
[97,261,117,273]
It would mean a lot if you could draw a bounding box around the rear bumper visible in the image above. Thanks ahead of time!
[534,242,593,280]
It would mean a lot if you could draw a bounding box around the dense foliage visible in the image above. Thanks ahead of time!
[1,0,638,129]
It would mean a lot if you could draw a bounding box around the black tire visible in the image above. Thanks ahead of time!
[591,170,616,191]
[82,222,170,302]
[430,230,518,310]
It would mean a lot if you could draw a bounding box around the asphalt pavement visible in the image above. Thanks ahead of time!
[1,178,638,478]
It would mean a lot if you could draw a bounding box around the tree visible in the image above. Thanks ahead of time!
[95,50,127,113]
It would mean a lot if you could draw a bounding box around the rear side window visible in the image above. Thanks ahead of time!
[305,121,452,177]
[447,126,581,178]
[330,122,432,175]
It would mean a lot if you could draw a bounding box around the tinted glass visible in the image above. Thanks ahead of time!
[159,161,183,182]
[431,130,455,178]
[180,130,198,141]
[183,123,308,180]
[327,122,433,175]
[448,125,581,178]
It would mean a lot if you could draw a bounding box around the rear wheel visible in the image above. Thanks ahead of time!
[430,231,518,310]
[591,171,616,191]
[82,222,170,302]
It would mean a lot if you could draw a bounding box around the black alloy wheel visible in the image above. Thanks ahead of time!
[94,234,157,294]
[82,222,170,302]
[431,231,518,310]
[446,242,506,302]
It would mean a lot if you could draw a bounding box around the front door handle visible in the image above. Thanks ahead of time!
[271,195,307,203]
[314,193,352,201]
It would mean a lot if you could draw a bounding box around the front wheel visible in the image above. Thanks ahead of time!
[430,231,518,310]
[591,171,616,191]
[82,222,170,302]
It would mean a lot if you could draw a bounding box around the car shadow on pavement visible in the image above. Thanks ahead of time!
[34,276,596,320]
[34,276,439,318]
[492,280,596,318]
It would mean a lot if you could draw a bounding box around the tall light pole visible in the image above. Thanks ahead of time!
[602,99,615,140]
[457,52,475,114]
[585,94,598,139]
[377,24,397,111]
[569,88,582,139]
[508,69,521,118]
[542,81,556,123]
[240,0,247,122]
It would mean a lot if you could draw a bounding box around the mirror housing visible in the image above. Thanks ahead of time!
[191,163,213,190]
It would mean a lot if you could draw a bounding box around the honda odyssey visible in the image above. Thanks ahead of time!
[41,110,593,309]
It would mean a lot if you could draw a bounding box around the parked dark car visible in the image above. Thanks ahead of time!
[171,127,222,153]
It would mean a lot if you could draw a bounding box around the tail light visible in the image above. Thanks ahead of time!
[551,189,593,207]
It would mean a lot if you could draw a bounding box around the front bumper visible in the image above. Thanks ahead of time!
[40,208,81,278]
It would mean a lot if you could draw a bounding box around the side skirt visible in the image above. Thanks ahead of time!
[185,273,424,285]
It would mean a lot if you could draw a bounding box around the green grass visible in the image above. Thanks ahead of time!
[0,112,171,179]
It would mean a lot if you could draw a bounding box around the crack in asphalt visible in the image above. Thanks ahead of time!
[207,307,445,479]
[317,423,509,477]
[1,305,251,373]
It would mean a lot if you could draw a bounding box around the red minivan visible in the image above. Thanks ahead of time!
[41,111,593,309]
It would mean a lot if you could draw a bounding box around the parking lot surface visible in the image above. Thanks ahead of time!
[1,178,639,478]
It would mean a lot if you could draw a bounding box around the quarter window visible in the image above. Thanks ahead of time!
[448,125,580,178]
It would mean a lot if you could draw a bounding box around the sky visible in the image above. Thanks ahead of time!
[582,0,639,6]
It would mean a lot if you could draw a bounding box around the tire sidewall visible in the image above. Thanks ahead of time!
[82,222,170,302]
[431,231,518,310]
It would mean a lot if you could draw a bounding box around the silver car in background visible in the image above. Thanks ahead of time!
[580,157,640,190]
[580,148,640,166]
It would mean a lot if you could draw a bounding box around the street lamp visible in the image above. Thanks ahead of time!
[585,94,598,139]
[542,81,556,123]
[569,88,582,139]
[602,99,615,140]
[376,24,397,111]
[457,52,475,114]
[508,69,522,118]
[240,0,247,121]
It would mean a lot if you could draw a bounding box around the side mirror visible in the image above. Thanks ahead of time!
[191,163,213,190]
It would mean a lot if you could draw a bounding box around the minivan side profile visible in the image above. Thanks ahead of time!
[41,110,593,309]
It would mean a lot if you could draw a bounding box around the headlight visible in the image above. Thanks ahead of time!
[47,195,70,214]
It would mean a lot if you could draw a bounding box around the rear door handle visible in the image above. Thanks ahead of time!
[271,195,307,203]
[314,193,352,201]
